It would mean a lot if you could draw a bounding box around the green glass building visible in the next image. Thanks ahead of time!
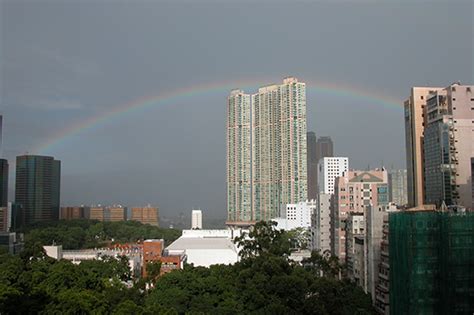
[15,155,61,225]
[389,211,474,314]
[0,159,8,207]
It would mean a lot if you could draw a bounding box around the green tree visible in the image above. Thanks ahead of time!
[112,300,144,315]
[43,289,107,314]
[234,221,291,259]
[145,261,162,284]
[22,219,182,251]
[286,227,311,250]
[302,250,344,279]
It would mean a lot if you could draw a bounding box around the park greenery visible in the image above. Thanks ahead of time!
[20,219,182,250]
[0,221,374,314]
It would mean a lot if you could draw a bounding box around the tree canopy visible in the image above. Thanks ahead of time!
[0,220,374,314]
[21,219,182,250]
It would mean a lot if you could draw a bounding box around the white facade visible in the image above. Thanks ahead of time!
[273,200,316,231]
[166,229,244,267]
[44,245,63,260]
[318,157,349,194]
[61,248,142,276]
[311,193,331,254]
[191,209,202,229]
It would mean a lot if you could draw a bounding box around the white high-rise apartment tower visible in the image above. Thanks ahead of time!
[191,209,202,230]
[226,77,307,226]
[318,157,349,194]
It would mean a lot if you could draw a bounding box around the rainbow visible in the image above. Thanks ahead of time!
[36,78,402,154]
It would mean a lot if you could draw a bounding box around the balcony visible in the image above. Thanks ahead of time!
[379,272,389,281]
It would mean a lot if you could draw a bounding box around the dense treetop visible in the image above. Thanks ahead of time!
[20,219,182,250]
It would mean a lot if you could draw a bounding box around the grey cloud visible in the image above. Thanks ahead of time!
[31,45,102,77]
[1,1,472,220]
[34,99,84,110]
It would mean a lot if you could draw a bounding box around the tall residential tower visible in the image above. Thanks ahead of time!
[226,77,307,226]
[423,83,474,209]
[404,83,473,209]
[404,87,443,207]
[226,89,252,224]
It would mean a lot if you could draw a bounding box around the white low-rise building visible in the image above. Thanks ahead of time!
[273,200,316,231]
[166,229,244,267]
[54,247,142,277]
[44,245,63,260]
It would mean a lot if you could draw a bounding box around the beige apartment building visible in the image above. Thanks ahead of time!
[423,84,474,209]
[332,169,389,259]
[88,206,126,222]
[404,87,443,207]
[60,206,88,220]
[405,83,473,209]
[130,206,159,226]
[89,207,104,221]
[107,206,126,222]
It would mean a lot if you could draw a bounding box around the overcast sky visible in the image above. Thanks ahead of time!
[1,0,473,220]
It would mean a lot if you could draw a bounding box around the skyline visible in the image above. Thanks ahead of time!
[2,1,473,219]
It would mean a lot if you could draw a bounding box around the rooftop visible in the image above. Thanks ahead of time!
[166,237,238,251]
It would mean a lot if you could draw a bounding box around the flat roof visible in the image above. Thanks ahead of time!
[166,237,237,251]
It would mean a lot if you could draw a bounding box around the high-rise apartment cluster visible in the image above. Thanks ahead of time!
[405,83,474,209]
[366,83,474,314]
[226,77,307,226]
